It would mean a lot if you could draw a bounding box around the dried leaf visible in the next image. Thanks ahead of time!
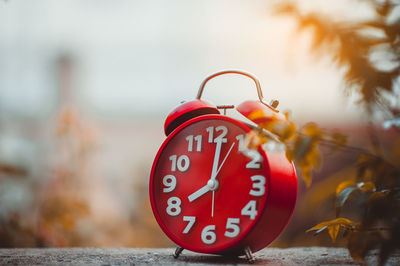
[244,130,267,149]
[303,123,323,138]
[336,181,356,196]
[336,186,358,217]
[335,181,376,217]
[356,154,380,182]
[328,224,340,243]
[242,102,295,142]
[357,181,376,192]
[294,136,312,159]
[307,218,359,242]
[301,166,312,187]
[271,120,297,141]
[310,148,323,171]
[329,131,348,153]
[306,218,358,232]
[289,124,323,187]
[357,153,372,164]
[314,225,328,235]
[285,148,293,162]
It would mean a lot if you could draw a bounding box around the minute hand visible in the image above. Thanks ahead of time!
[211,141,236,180]
[215,142,235,177]
[187,141,236,202]
[210,141,223,180]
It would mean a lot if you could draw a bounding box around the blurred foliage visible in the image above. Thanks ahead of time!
[275,0,400,113]
[262,0,400,264]
[0,106,172,248]
[37,107,94,246]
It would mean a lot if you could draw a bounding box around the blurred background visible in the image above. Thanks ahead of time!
[0,0,379,248]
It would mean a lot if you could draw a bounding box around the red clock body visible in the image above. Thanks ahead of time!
[150,114,297,255]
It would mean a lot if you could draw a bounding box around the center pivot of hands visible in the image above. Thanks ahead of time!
[207,179,219,191]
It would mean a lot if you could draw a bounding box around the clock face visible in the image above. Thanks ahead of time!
[150,115,269,253]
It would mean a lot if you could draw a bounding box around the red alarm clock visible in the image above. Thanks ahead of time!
[149,70,297,262]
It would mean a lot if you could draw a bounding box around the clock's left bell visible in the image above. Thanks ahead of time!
[164,100,220,136]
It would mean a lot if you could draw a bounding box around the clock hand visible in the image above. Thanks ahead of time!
[210,141,236,180]
[211,190,215,217]
[188,142,235,203]
[210,140,223,181]
[210,142,235,218]
[188,184,210,202]
[188,179,219,202]
[188,140,223,202]
[215,142,235,175]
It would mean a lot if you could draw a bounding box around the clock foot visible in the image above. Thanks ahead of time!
[244,246,255,264]
[173,246,184,259]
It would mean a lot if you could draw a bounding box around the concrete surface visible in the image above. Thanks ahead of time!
[0,247,399,265]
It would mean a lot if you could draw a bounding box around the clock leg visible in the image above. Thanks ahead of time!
[173,246,184,259]
[244,246,255,264]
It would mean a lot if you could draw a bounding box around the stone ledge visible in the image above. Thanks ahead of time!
[0,247,399,265]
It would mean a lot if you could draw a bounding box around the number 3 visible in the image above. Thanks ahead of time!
[250,175,265,196]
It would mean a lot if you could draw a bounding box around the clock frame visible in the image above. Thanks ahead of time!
[149,114,297,257]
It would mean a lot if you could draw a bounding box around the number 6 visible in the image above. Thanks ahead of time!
[201,225,216,244]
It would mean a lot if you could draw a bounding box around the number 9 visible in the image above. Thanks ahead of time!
[163,175,177,193]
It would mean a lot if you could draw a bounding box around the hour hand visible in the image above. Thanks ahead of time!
[188,180,219,202]
[188,185,210,202]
